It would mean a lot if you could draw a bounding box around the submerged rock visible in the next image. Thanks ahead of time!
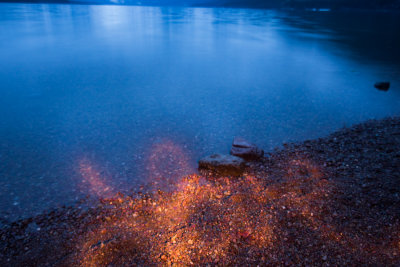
[374,81,390,91]
[198,154,246,176]
[230,137,264,160]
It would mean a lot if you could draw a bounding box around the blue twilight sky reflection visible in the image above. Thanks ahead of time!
[0,4,399,220]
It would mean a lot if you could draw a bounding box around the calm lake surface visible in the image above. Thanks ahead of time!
[0,3,399,221]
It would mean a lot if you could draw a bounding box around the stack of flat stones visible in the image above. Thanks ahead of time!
[230,137,264,160]
[198,137,264,176]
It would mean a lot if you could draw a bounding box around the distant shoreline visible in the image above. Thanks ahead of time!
[1,0,400,12]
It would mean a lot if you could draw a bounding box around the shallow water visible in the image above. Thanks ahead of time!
[0,4,399,221]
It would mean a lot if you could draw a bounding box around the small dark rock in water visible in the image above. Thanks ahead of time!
[230,137,264,160]
[198,154,246,176]
[374,81,390,91]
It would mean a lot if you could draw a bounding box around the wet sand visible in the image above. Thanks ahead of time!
[0,116,399,266]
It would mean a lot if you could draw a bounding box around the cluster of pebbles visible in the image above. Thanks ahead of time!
[198,137,264,176]
[0,117,399,266]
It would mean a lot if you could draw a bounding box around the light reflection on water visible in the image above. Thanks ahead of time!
[0,4,399,220]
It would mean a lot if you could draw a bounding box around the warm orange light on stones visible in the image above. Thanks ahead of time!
[74,155,397,266]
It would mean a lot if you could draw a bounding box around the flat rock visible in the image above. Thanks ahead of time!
[374,81,390,91]
[230,137,264,160]
[198,154,246,176]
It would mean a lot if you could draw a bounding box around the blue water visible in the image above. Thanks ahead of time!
[0,4,399,221]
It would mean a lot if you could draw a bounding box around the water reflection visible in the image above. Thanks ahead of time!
[278,10,400,66]
[0,4,399,221]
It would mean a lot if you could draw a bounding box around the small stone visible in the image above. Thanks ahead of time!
[198,154,246,176]
[230,137,264,160]
[374,81,390,91]
[171,234,178,244]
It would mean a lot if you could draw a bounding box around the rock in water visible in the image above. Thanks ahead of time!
[374,82,390,91]
[230,137,264,160]
[198,154,246,176]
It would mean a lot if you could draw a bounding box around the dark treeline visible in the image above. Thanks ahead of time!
[1,0,400,10]
[197,0,400,9]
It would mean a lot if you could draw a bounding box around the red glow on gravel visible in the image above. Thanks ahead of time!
[77,174,276,266]
[145,139,195,190]
[74,157,342,266]
[73,156,397,266]
[78,158,113,198]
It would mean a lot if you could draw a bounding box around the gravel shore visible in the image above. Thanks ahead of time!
[1,117,399,266]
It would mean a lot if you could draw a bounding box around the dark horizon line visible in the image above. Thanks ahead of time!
[1,0,400,11]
